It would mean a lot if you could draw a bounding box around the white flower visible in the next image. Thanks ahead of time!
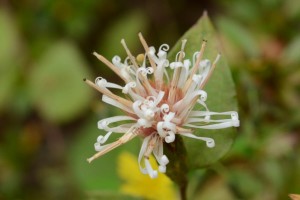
[85,33,240,179]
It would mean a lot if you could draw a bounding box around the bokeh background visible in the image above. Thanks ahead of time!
[1,0,300,199]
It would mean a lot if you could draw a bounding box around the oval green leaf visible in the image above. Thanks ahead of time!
[28,41,93,123]
[168,13,239,169]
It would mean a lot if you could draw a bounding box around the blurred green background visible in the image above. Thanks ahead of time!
[0,0,300,199]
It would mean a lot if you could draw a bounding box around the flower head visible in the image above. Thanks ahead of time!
[85,33,239,178]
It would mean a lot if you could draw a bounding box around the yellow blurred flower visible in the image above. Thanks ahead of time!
[117,151,177,200]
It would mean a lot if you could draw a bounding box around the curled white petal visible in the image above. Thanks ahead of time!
[158,50,167,59]
[122,82,136,94]
[138,135,152,174]
[132,100,144,118]
[184,121,237,129]
[158,165,166,173]
[157,122,166,138]
[170,61,183,69]
[147,67,154,74]
[94,142,109,151]
[137,118,152,128]
[97,116,136,132]
[94,142,101,151]
[98,120,108,129]
[145,109,155,120]
[174,90,208,113]
[163,112,175,122]
[175,51,186,61]
[95,77,107,87]
[165,131,175,143]
[206,139,215,148]
[159,44,169,52]
[97,131,113,144]
[161,155,169,165]
[185,111,240,129]
[154,91,165,106]
[137,67,148,76]
[148,46,156,56]
[96,136,103,143]
[112,56,121,66]
[95,77,124,90]
[231,112,240,127]
[183,59,191,68]
[193,51,200,65]
[160,104,169,114]
[145,158,158,178]
[181,133,215,148]
[192,74,202,84]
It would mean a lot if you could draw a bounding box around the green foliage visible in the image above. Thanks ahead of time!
[28,41,93,123]
[168,13,238,169]
[0,9,20,112]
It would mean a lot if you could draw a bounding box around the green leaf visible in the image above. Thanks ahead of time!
[28,41,93,123]
[0,9,20,111]
[168,13,238,169]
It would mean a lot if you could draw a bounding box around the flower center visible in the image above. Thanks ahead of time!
[133,89,181,144]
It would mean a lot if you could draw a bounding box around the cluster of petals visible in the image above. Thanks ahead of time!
[85,33,239,178]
